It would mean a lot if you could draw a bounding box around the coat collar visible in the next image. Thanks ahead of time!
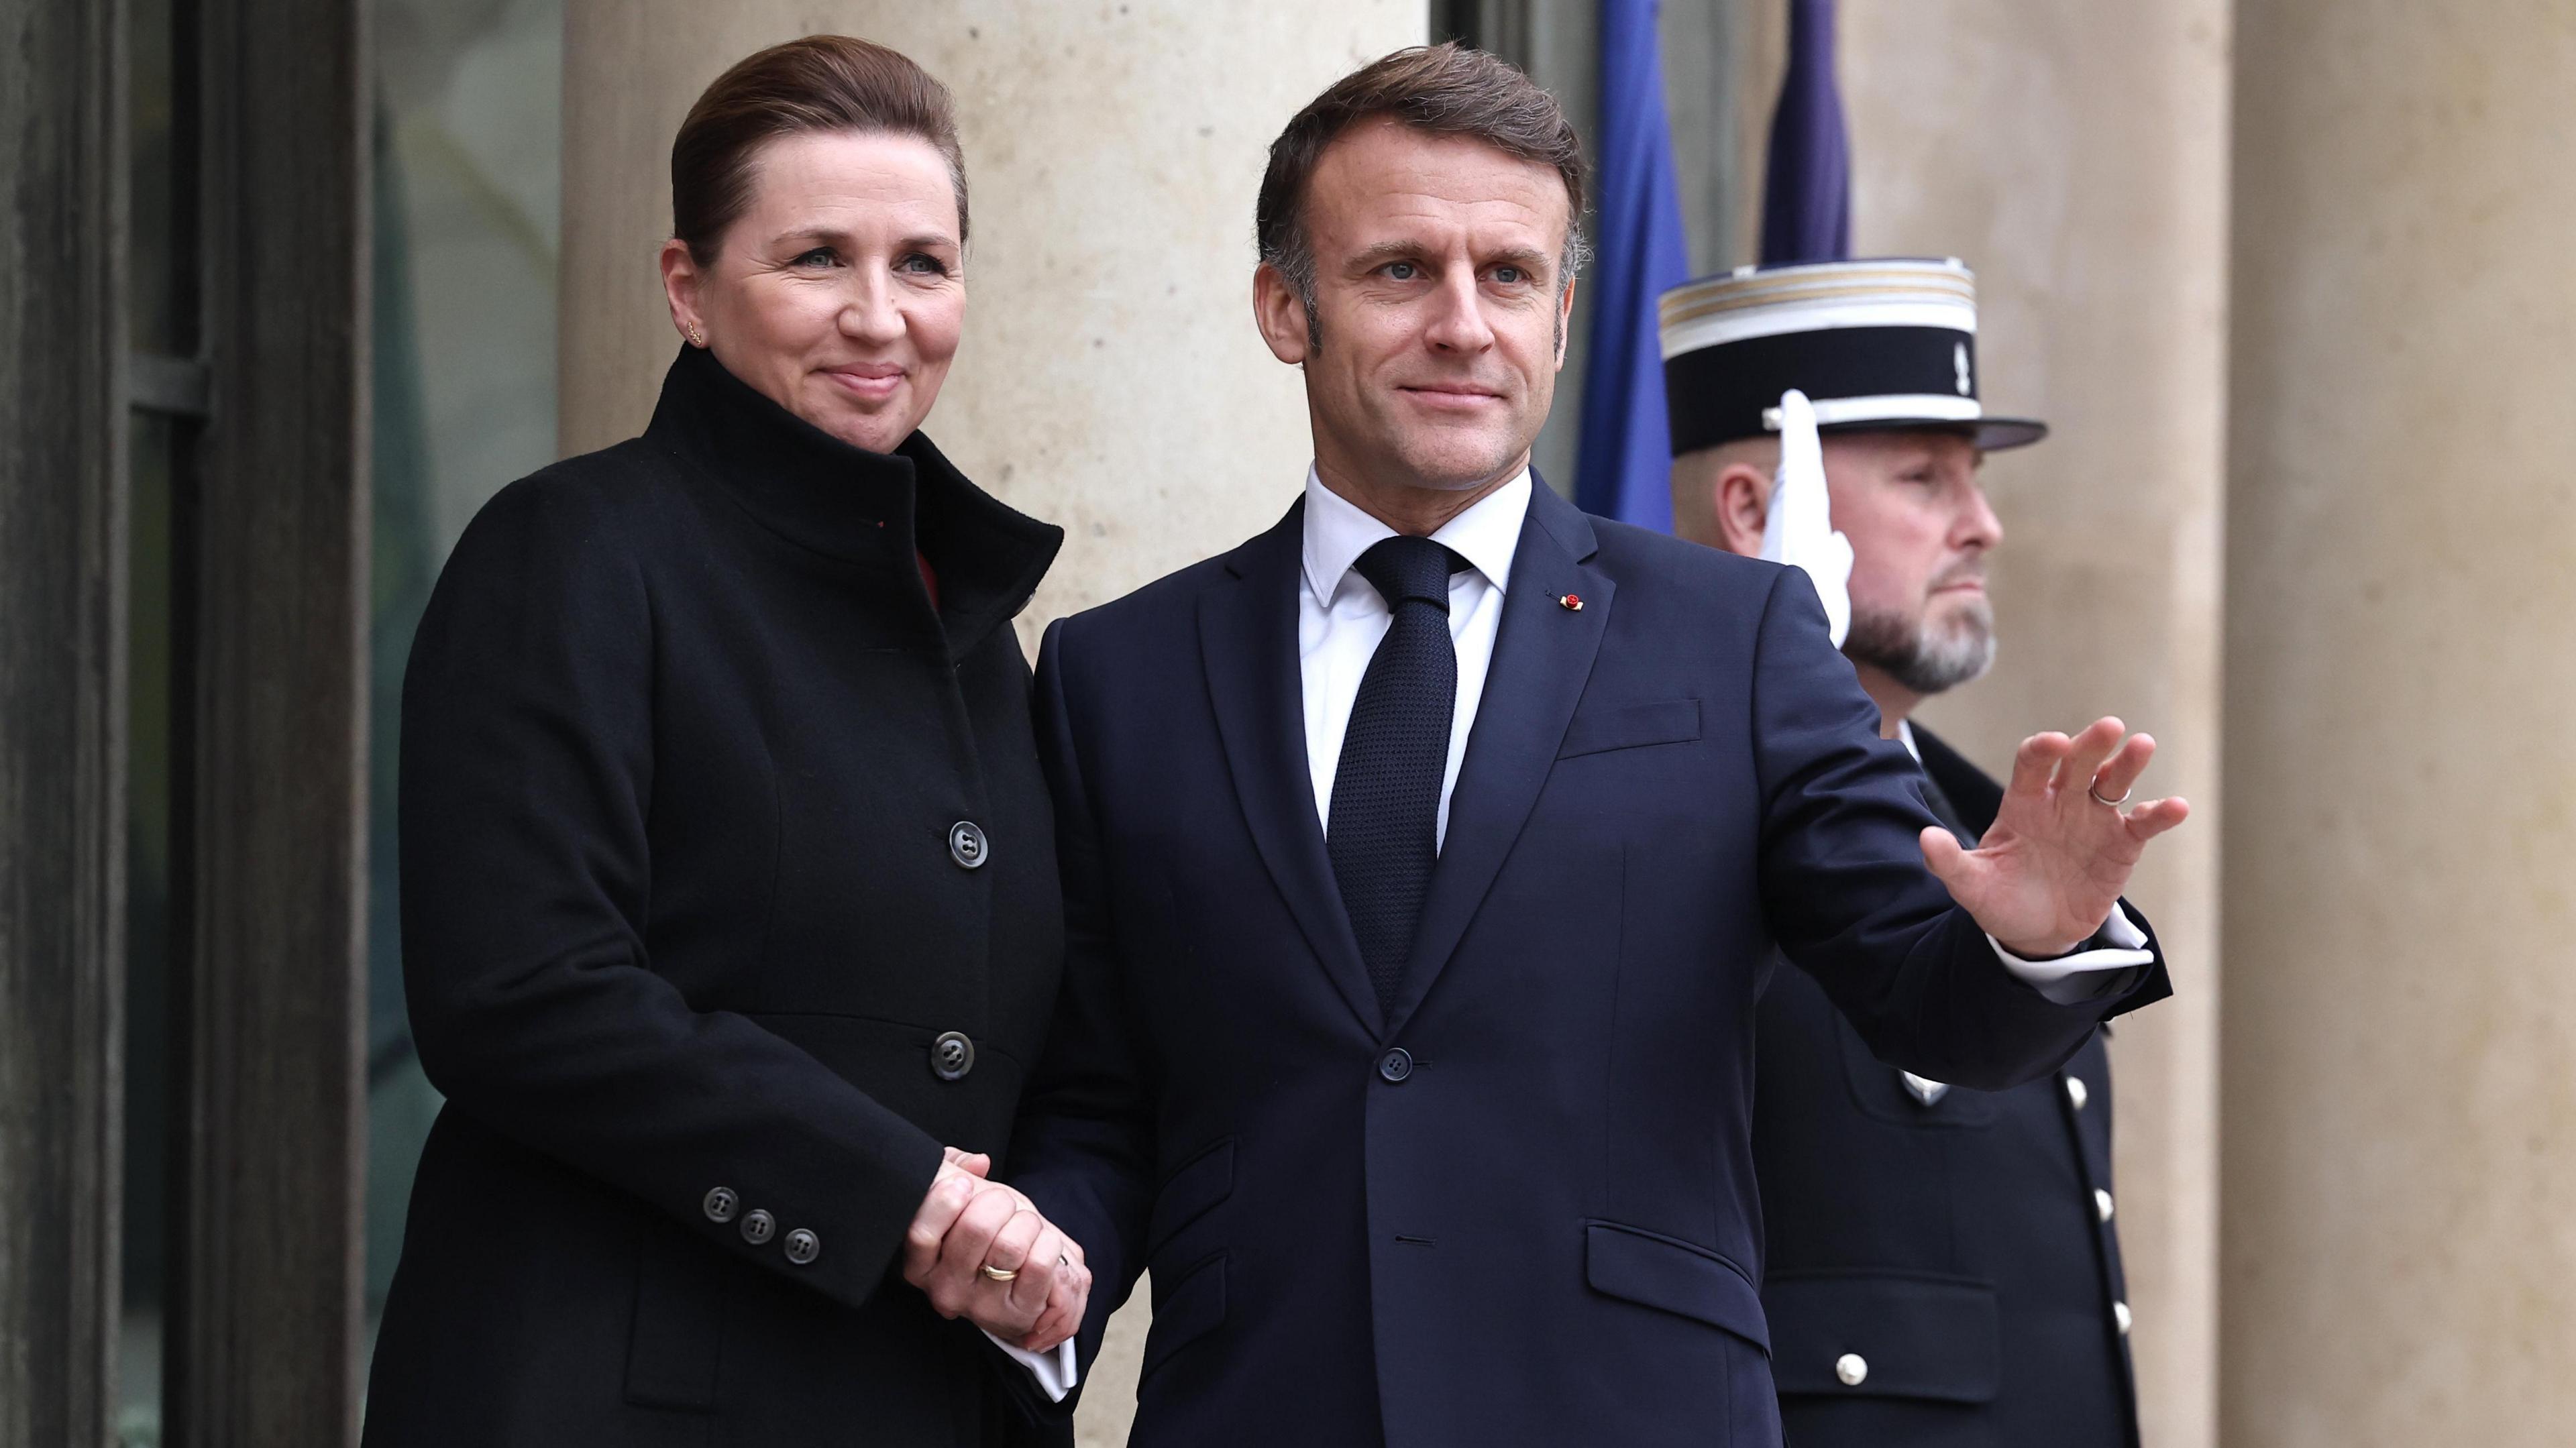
[643,345,1063,661]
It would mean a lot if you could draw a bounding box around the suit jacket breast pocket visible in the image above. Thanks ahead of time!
[1557,698,1701,759]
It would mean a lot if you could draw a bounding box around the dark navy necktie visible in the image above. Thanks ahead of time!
[1328,535,1467,1019]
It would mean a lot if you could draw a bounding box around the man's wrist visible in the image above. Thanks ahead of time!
[1998,933,2086,960]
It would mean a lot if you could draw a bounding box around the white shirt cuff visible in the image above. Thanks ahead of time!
[985,1331,1079,1403]
[1988,903,2153,1005]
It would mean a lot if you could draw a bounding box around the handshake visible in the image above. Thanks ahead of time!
[901,1147,1093,1353]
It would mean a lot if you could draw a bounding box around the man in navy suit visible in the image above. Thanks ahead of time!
[910,45,2187,1447]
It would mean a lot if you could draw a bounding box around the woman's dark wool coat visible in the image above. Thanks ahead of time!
[362,345,1068,1447]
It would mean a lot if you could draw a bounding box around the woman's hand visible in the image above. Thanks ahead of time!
[901,1148,1093,1352]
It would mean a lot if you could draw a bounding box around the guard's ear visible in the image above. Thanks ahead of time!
[1714,460,1774,557]
[1252,262,1311,365]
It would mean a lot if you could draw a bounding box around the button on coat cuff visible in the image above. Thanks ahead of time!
[1988,903,2154,1004]
[985,1331,1078,1403]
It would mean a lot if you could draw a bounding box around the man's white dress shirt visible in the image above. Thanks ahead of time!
[998,466,2147,1399]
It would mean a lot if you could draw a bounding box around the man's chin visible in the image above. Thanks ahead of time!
[1388,437,1527,493]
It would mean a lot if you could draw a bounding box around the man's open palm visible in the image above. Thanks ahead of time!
[1920,718,2190,958]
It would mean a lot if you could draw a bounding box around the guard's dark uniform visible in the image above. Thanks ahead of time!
[1752,726,2137,1448]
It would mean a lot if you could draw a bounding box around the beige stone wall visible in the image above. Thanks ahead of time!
[559,6,1426,1442]
[2222,5,2576,1444]
[1835,7,2235,1446]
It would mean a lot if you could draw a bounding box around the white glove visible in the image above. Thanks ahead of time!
[1758,388,1855,647]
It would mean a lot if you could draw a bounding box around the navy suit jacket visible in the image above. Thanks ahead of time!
[1009,482,2168,1448]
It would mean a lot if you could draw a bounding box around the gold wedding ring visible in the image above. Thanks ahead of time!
[978,1263,1018,1283]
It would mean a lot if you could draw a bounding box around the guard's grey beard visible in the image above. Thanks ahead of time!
[1844,598,1997,696]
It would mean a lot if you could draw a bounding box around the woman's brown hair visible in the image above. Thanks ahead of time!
[671,34,968,265]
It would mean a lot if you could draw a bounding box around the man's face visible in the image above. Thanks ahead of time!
[1825,429,2004,695]
[1261,119,1575,496]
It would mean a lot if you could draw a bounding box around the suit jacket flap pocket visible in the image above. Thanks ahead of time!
[1144,1137,1235,1261]
[1765,1272,2000,1403]
[1557,699,1701,759]
[1584,1221,1768,1352]
[1137,1251,1226,1384]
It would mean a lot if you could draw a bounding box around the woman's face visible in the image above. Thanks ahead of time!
[662,129,964,454]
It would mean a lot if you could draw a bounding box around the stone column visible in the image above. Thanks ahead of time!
[2222,5,2576,1444]
[1833,8,2235,1446]
[559,5,1425,1440]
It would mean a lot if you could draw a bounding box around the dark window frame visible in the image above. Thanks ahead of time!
[2,0,372,1439]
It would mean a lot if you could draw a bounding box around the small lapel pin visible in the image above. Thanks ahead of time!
[1558,592,1584,612]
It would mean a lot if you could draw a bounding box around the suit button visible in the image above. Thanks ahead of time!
[784,1228,821,1266]
[2114,1300,2133,1335]
[1835,1353,1869,1386]
[740,1209,775,1246]
[1378,1048,1413,1082]
[948,820,989,870]
[931,1031,976,1081]
[702,1186,739,1224]
[2065,1076,2091,1111]
[2096,1188,2116,1223]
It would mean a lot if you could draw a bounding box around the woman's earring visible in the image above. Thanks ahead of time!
[687,325,706,347]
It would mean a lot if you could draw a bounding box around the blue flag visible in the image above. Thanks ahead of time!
[1573,0,1690,531]
[1760,0,1851,264]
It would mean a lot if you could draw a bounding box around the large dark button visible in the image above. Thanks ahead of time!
[948,821,989,870]
[784,1228,822,1266]
[702,1186,739,1224]
[1378,1047,1413,1083]
[931,1030,976,1082]
[740,1209,775,1246]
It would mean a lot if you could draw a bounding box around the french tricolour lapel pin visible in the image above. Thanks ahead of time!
[1558,593,1583,612]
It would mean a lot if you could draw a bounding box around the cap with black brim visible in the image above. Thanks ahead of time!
[1657,258,2047,455]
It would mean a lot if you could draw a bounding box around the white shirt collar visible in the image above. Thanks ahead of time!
[1896,718,1923,761]
[1299,464,1532,606]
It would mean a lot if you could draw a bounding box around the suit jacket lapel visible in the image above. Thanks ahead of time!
[1198,500,1383,1034]
[1387,482,1611,1034]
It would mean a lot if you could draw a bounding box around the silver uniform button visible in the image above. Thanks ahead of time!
[784,1228,821,1266]
[740,1209,776,1246]
[2065,1076,2091,1111]
[1835,1353,1869,1387]
[2096,1188,2116,1223]
[948,820,989,870]
[702,1186,739,1224]
[2114,1300,2133,1335]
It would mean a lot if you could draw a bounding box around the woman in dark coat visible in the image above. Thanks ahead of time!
[364,36,1084,1447]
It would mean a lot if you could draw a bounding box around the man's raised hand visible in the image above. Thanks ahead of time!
[1919,718,2190,958]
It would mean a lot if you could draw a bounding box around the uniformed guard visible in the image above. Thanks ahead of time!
[1664,258,2150,1448]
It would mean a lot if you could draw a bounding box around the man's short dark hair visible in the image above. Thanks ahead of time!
[1256,43,1591,327]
